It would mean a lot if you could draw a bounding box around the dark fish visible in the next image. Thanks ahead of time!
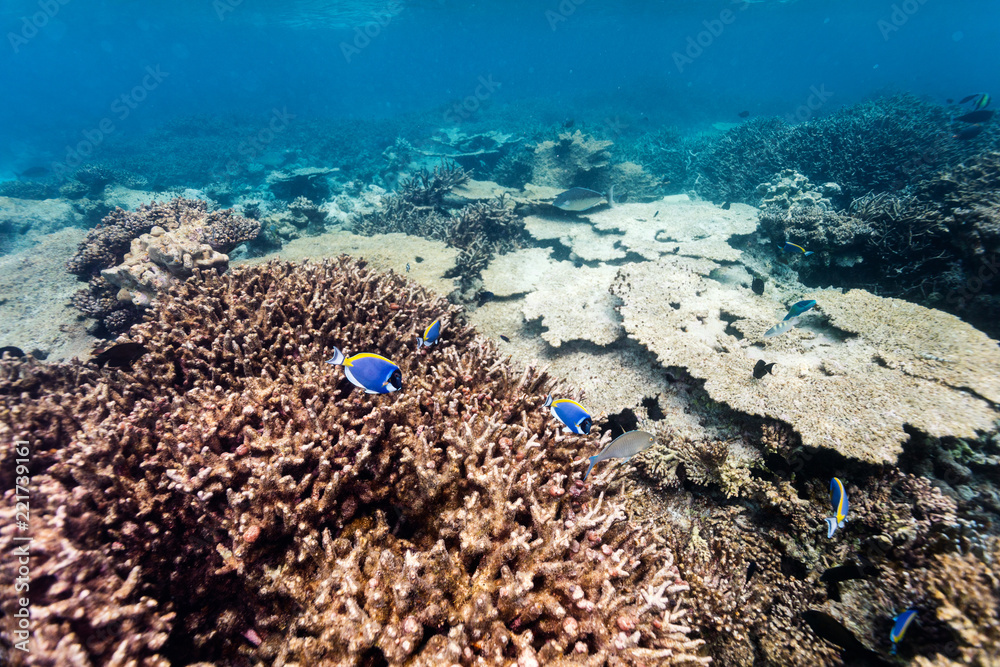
[954,109,994,123]
[553,186,614,211]
[0,346,25,358]
[953,124,982,140]
[751,277,765,295]
[653,210,659,218]
[959,92,990,110]
[745,560,759,584]
[563,119,575,128]
[721,201,732,210]
[91,342,148,369]
[738,110,750,118]
[820,558,878,584]
[17,166,50,179]
[753,359,776,379]
[946,98,954,104]
[802,610,871,656]
[499,335,510,343]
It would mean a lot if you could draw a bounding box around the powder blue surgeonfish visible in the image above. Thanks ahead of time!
[783,299,817,321]
[783,241,814,256]
[326,348,403,394]
[417,318,442,348]
[544,395,593,435]
[889,609,918,655]
[584,430,655,481]
[825,477,849,538]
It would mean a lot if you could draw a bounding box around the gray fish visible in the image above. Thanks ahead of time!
[553,185,614,212]
[763,320,796,338]
[583,430,655,480]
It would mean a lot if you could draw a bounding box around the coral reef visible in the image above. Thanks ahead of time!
[610,255,1000,464]
[399,161,470,207]
[71,276,139,335]
[355,180,524,295]
[0,179,58,200]
[70,198,258,314]
[532,131,612,190]
[756,170,871,260]
[265,166,338,201]
[0,258,707,665]
[691,95,973,204]
[284,196,328,230]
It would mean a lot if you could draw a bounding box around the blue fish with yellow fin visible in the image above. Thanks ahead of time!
[889,609,918,655]
[326,348,402,394]
[784,299,817,321]
[417,318,442,348]
[783,241,814,256]
[825,477,849,538]
[544,395,592,434]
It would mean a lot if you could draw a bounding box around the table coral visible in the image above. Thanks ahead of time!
[532,131,613,190]
[611,255,1000,464]
[0,257,706,666]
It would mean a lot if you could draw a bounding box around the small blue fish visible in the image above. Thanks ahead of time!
[417,318,442,348]
[406,262,410,272]
[326,348,402,394]
[825,477,849,538]
[584,430,655,481]
[784,299,817,321]
[763,320,796,338]
[890,609,918,655]
[544,395,593,435]
[783,241,814,257]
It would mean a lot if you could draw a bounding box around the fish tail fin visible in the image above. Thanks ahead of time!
[543,394,553,408]
[326,347,346,365]
[825,517,838,538]
[804,251,814,257]
[583,456,598,481]
[766,362,776,375]
[607,185,614,208]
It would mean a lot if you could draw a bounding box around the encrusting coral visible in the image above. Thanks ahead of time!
[69,198,259,322]
[0,257,707,666]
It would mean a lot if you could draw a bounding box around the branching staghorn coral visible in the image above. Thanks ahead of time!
[0,257,705,666]
[398,160,469,206]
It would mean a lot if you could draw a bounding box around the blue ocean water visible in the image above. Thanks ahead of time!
[2,0,998,173]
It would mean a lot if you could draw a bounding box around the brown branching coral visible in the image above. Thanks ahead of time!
[0,257,704,665]
[399,160,469,206]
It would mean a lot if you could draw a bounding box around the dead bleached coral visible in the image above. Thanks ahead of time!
[0,258,706,666]
[611,255,1000,464]
[522,263,623,348]
[532,130,612,189]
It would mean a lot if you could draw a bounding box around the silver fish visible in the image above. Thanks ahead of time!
[583,430,655,480]
[553,185,614,212]
[763,320,796,338]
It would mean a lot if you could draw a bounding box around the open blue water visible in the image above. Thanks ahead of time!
[3,0,998,173]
